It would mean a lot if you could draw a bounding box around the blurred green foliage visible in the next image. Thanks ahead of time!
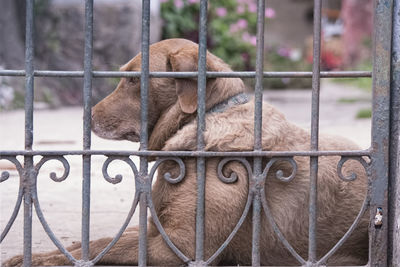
[161,0,312,89]
[161,0,263,70]
[356,108,372,118]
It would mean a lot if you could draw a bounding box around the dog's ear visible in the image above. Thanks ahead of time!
[169,47,225,114]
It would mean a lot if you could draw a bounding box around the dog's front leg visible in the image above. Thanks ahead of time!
[3,225,188,266]
[94,225,186,266]
[2,241,83,267]
[2,237,116,267]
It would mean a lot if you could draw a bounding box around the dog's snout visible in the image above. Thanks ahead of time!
[91,107,97,123]
[91,107,98,128]
[90,104,106,135]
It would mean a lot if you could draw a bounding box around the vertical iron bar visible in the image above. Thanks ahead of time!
[138,192,148,266]
[195,0,207,262]
[251,193,261,266]
[252,0,265,266]
[82,0,93,260]
[308,0,322,264]
[23,0,34,266]
[389,1,400,265]
[24,0,34,151]
[370,0,393,266]
[139,0,150,266]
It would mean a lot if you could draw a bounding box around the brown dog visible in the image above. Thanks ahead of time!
[3,38,368,266]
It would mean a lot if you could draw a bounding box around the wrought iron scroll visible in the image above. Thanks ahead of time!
[259,157,306,265]
[35,156,70,182]
[206,157,254,264]
[147,157,190,263]
[1,155,144,265]
[102,156,139,184]
[92,156,140,264]
[0,157,24,242]
[337,156,370,182]
[256,156,372,265]
[260,157,298,182]
[31,156,77,264]
[149,157,186,184]
[317,156,371,265]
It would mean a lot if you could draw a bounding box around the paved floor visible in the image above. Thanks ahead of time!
[263,81,371,149]
[0,81,372,262]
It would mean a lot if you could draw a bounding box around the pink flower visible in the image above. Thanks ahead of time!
[242,32,257,46]
[265,8,276,18]
[230,19,248,33]
[248,2,257,13]
[237,5,245,14]
[250,36,257,46]
[188,0,199,3]
[174,0,184,9]
[237,19,248,29]
[242,32,251,41]
[277,47,291,57]
[216,7,227,17]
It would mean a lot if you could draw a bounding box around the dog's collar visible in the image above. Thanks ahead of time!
[207,92,249,114]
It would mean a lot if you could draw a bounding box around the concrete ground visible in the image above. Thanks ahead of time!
[0,81,372,262]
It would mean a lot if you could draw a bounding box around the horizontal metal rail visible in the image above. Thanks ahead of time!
[0,266,358,267]
[0,149,372,157]
[0,70,372,78]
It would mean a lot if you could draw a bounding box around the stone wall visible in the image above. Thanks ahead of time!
[0,0,161,108]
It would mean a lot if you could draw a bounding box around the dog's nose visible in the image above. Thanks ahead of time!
[91,109,98,130]
[91,106,99,121]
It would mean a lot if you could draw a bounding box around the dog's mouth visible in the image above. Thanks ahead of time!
[93,130,139,142]
[92,123,140,143]
[121,132,140,142]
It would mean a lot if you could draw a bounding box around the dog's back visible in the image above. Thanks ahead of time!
[161,100,368,265]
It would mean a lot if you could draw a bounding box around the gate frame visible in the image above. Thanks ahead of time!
[0,0,399,266]
[389,0,400,266]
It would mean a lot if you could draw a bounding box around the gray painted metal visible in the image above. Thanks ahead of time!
[389,0,400,266]
[369,0,393,266]
[194,0,208,264]
[0,0,399,266]
[0,150,374,157]
[82,0,94,260]
[0,70,373,78]
[23,0,35,266]
[139,1,151,266]
[308,0,322,264]
[251,0,266,265]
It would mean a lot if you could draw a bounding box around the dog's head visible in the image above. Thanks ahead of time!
[92,38,245,148]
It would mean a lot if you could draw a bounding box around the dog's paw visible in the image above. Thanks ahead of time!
[2,255,24,267]
[33,255,70,266]
[3,254,70,266]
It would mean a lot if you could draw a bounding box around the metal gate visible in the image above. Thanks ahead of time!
[1,0,399,266]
